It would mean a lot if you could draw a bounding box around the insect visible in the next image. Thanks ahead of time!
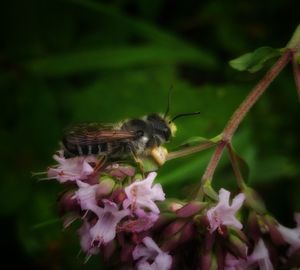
[62,112,200,166]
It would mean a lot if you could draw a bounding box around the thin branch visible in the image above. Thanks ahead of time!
[226,144,245,189]
[201,141,226,185]
[198,49,293,193]
[223,49,292,141]
[167,141,215,161]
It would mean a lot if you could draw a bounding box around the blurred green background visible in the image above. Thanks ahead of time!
[1,0,299,269]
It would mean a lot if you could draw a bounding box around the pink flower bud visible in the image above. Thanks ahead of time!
[176,201,207,218]
[247,211,261,242]
[58,190,79,215]
[102,240,117,261]
[161,220,186,239]
[263,215,285,246]
[96,177,115,197]
[199,233,215,270]
[177,221,196,244]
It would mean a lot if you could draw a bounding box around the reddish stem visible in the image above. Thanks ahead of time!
[223,49,292,141]
[201,141,226,184]
[226,143,245,189]
[167,141,215,161]
[200,49,292,185]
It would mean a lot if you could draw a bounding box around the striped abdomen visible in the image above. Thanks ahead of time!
[62,138,110,158]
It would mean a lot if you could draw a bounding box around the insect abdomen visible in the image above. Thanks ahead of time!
[62,139,109,157]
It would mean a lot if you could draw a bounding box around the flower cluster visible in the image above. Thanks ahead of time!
[48,151,171,269]
[48,151,300,269]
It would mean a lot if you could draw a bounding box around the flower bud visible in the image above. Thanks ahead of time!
[161,220,186,239]
[58,190,79,215]
[247,211,261,242]
[227,233,248,259]
[215,242,225,269]
[230,227,248,244]
[157,198,183,213]
[199,233,215,270]
[178,221,196,244]
[120,243,134,263]
[96,176,115,197]
[110,187,126,204]
[102,240,117,261]
[151,213,176,231]
[263,215,285,245]
[176,201,207,218]
[160,221,190,251]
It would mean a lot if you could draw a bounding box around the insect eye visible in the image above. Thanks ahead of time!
[160,128,170,140]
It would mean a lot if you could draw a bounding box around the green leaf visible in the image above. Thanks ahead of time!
[286,24,300,49]
[25,45,217,77]
[229,46,281,73]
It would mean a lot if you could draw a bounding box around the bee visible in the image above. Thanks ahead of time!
[62,112,200,166]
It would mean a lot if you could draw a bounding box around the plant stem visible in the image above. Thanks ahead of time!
[167,141,215,161]
[201,141,226,185]
[226,144,245,189]
[223,49,292,141]
[200,49,292,185]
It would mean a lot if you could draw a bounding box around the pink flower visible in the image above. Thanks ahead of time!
[89,200,129,246]
[224,239,273,270]
[123,172,165,214]
[48,152,97,182]
[247,239,274,270]
[78,221,99,255]
[206,188,245,233]
[133,237,172,270]
[74,180,98,211]
[224,253,246,270]
[277,213,300,254]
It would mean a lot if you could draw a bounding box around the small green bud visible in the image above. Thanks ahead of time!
[97,176,115,197]
[227,233,248,259]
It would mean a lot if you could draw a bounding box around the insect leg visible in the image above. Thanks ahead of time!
[92,155,107,175]
[129,150,145,176]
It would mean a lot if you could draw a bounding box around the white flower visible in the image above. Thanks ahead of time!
[78,221,99,255]
[206,188,245,233]
[224,239,274,270]
[133,237,172,270]
[48,152,96,182]
[277,213,300,254]
[247,239,274,270]
[89,200,129,246]
[123,172,165,214]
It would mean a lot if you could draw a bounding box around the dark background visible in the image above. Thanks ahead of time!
[1,0,299,269]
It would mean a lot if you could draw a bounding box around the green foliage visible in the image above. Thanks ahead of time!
[1,0,299,269]
[229,46,282,73]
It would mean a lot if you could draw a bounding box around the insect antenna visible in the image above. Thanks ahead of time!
[169,111,201,123]
[163,85,174,119]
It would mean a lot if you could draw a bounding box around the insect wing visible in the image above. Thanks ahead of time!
[63,123,137,145]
